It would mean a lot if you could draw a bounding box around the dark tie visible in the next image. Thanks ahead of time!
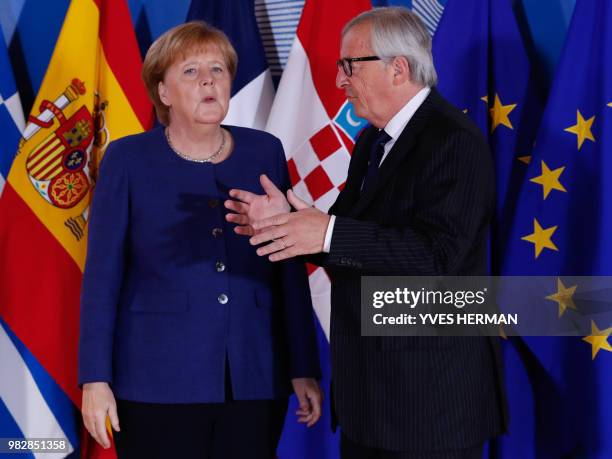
[361,129,391,194]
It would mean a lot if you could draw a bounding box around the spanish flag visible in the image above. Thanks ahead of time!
[0,0,152,456]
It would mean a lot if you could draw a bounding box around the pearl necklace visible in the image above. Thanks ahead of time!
[165,127,226,163]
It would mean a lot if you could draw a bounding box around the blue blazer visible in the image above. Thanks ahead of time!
[78,126,321,403]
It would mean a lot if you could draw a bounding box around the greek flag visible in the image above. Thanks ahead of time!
[0,31,24,195]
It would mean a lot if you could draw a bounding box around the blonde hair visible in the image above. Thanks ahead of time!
[142,21,238,125]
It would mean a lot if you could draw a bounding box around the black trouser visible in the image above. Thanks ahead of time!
[114,397,288,459]
[341,433,484,459]
[114,359,288,459]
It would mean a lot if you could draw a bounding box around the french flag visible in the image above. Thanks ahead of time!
[187,0,275,130]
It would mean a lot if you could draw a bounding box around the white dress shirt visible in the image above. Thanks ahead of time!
[322,86,431,253]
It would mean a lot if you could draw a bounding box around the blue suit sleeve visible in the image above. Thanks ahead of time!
[274,139,322,380]
[78,142,129,385]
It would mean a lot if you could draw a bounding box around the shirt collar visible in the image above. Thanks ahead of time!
[383,86,431,141]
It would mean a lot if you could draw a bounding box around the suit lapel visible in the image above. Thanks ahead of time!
[333,126,378,216]
[348,89,441,218]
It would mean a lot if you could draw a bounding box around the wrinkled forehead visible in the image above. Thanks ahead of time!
[340,23,373,57]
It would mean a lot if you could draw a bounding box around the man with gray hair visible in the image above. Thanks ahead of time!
[226,6,507,458]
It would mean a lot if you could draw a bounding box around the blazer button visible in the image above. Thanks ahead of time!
[208,199,219,208]
[218,294,228,304]
[212,227,223,238]
[215,261,226,272]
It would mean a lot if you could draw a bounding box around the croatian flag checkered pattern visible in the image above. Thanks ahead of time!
[266,0,372,338]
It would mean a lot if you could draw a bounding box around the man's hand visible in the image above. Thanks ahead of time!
[291,378,323,427]
[82,382,120,449]
[249,190,330,261]
[225,174,290,236]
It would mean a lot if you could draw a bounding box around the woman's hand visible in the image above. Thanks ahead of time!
[82,382,120,449]
[225,174,291,236]
[291,378,323,427]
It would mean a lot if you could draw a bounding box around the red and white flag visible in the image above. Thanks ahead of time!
[266,0,371,337]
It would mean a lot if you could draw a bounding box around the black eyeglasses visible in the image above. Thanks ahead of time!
[336,56,381,77]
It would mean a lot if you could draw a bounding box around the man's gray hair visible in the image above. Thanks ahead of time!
[343,7,438,87]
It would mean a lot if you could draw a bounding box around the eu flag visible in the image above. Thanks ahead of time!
[432,0,544,273]
[497,0,612,457]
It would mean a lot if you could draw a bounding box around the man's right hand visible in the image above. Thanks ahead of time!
[225,174,291,236]
[82,382,120,449]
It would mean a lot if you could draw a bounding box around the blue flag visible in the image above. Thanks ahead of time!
[497,1,612,457]
[0,31,24,196]
[187,0,274,129]
[432,0,544,273]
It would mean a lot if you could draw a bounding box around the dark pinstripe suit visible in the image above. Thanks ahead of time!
[314,89,508,454]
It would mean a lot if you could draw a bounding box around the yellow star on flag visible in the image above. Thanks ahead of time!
[564,110,595,150]
[517,156,531,164]
[521,218,559,259]
[582,320,612,360]
[481,95,488,104]
[530,160,567,199]
[608,102,612,108]
[545,278,577,317]
[490,94,517,132]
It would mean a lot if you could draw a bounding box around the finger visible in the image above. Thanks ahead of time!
[225,213,249,225]
[224,199,249,214]
[87,422,100,447]
[82,414,95,441]
[95,412,110,448]
[269,246,299,262]
[257,240,289,257]
[294,389,310,412]
[259,174,284,198]
[252,213,289,231]
[298,414,313,424]
[88,417,103,448]
[108,403,120,432]
[287,189,310,211]
[228,188,256,204]
[234,225,254,236]
[308,393,322,427]
[250,226,288,246]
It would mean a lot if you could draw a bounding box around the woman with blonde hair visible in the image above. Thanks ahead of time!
[78,21,322,458]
